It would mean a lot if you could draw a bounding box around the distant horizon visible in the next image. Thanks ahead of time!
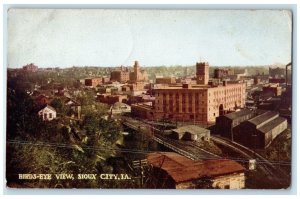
[8,9,292,68]
[7,62,290,69]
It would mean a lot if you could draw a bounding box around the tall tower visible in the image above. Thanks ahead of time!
[196,62,209,85]
[134,61,140,82]
[134,61,140,74]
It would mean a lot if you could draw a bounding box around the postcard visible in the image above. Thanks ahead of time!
[6,9,292,189]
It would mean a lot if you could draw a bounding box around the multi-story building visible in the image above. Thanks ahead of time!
[262,83,282,97]
[214,68,234,79]
[110,66,130,83]
[84,78,102,87]
[153,62,246,124]
[154,82,246,123]
[129,61,148,83]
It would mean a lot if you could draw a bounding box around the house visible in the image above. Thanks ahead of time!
[34,94,50,107]
[38,105,57,121]
[170,125,210,141]
[65,98,81,119]
[147,152,246,189]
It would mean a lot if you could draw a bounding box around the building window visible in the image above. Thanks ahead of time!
[44,113,47,119]
[49,113,52,118]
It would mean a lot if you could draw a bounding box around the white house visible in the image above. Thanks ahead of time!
[38,105,57,121]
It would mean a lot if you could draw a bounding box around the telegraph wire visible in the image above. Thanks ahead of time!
[7,139,292,166]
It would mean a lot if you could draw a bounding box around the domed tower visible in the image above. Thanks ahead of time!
[196,62,209,85]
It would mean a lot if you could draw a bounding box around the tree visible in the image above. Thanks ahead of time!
[50,98,66,116]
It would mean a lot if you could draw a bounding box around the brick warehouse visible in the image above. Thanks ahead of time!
[153,62,246,124]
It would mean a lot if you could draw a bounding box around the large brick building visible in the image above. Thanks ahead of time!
[214,68,234,79]
[110,61,148,83]
[153,62,246,124]
[262,83,282,97]
[110,66,130,83]
[129,61,148,83]
[154,82,246,123]
[84,78,102,87]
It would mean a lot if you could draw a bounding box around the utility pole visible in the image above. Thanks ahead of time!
[132,159,148,188]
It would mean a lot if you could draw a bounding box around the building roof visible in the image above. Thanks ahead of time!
[258,116,287,134]
[65,98,80,106]
[39,104,56,112]
[147,152,245,183]
[223,109,253,120]
[154,82,244,91]
[172,125,209,136]
[248,111,278,126]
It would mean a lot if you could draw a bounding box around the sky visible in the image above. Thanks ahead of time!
[7,9,292,68]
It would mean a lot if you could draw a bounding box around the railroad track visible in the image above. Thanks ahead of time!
[122,118,219,160]
[211,135,290,187]
[123,117,290,187]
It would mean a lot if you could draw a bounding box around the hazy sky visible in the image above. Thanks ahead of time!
[8,9,292,68]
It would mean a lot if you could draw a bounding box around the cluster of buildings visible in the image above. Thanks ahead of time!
[29,84,82,122]
[11,57,292,190]
[130,62,246,125]
[110,61,148,83]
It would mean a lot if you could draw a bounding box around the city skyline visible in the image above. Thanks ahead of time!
[8,9,292,68]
